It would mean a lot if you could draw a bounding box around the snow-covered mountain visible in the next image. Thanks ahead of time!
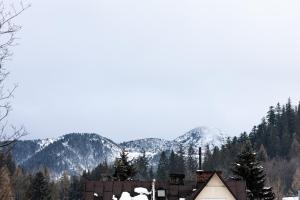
[174,127,226,149]
[11,138,56,164]
[11,127,226,178]
[121,127,226,166]
[120,138,178,166]
[13,133,122,178]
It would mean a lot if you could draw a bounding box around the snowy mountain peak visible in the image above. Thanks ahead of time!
[37,138,55,150]
[174,126,225,148]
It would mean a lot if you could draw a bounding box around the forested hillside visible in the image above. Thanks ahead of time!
[203,98,300,199]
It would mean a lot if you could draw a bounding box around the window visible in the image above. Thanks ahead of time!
[157,190,166,197]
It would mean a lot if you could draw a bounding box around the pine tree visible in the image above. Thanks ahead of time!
[148,166,154,180]
[176,144,186,174]
[274,103,282,127]
[268,127,280,158]
[257,144,268,162]
[231,143,275,200]
[186,144,197,180]
[113,149,136,181]
[156,151,168,181]
[168,150,177,174]
[281,127,291,156]
[286,98,296,135]
[30,171,51,200]
[267,106,276,126]
[202,145,213,170]
[69,176,84,200]
[134,150,149,180]
[49,182,60,200]
[59,171,70,200]
[89,164,103,180]
[89,159,114,181]
[12,167,30,200]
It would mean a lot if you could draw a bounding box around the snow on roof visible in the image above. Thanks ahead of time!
[120,192,131,200]
[282,197,298,200]
[134,187,151,195]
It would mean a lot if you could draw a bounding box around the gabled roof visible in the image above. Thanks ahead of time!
[84,171,247,200]
[188,171,241,200]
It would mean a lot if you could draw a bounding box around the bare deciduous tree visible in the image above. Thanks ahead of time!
[0,1,30,151]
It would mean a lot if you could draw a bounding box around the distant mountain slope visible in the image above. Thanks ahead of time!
[20,133,122,178]
[121,127,226,166]
[120,138,178,166]
[11,138,55,164]
[174,126,225,148]
[11,127,226,178]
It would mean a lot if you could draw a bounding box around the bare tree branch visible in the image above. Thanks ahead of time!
[0,1,30,153]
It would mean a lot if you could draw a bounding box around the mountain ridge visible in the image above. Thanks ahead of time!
[11,127,226,178]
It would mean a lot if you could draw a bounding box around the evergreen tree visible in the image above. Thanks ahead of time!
[12,167,30,200]
[69,176,84,200]
[286,98,296,135]
[176,145,186,174]
[156,151,169,181]
[134,150,149,180]
[202,145,213,170]
[113,149,136,181]
[186,144,198,174]
[49,182,60,200]
[89,160,113,181]
[257,144,268,162]
[148,166,154,180]
[275,103,282,127]
[281,127,291,156]
[268,127,280,157]
[30,171,51,200]
[267,106,276,126]
[25,174,34,199]
[231,143,275,200]
[211,146,221,169]
[59,171,70,200]
[168,150,177,174]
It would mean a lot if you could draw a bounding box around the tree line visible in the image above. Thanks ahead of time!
[0,152,85,200]
[83,144,199,182]
[202,98,300,199]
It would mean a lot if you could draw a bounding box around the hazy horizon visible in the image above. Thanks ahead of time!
[5,0,300,143]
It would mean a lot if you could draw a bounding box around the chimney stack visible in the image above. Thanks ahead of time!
[198,147,202,170]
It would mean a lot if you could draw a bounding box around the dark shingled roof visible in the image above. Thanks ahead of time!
[84,172,246,200]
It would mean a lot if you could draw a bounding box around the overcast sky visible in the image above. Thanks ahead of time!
[5,0,300,142]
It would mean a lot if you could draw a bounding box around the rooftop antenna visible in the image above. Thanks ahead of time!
[152,179,156,200]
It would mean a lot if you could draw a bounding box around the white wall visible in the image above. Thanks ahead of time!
[194,174,236,200]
